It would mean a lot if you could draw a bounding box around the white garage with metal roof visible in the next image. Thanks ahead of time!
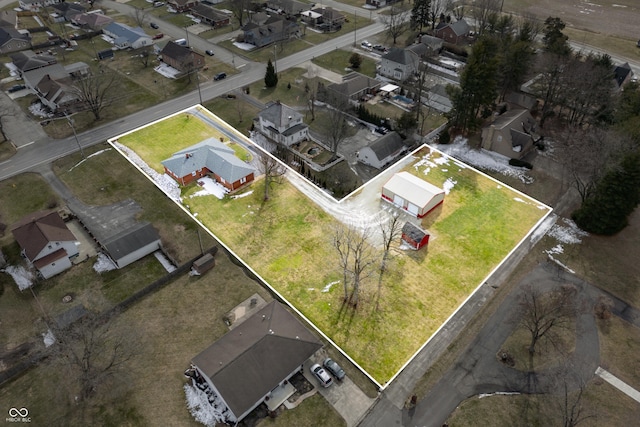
[381,171,445,218]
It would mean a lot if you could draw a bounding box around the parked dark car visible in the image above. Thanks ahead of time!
[375,126,390,135]
[8,84,26,93]
[205,49,214,56]
[323,358,345,381]
[150,22,159,29]
[310,363,333,388]
[213,72,226,81]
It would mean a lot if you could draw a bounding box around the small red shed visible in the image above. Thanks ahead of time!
[401,222,430,250]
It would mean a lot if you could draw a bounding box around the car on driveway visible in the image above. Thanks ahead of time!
[310,363,333,387]
[213,72,226,81]
[8,84,26,93]
[323,358,345,381]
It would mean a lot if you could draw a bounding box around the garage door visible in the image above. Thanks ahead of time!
[407,203,419,216]
[393,194,404,207]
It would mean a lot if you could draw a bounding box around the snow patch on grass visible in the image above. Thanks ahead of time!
[2,265,34,290]
[433,136,534,184]
[93,253,117,273]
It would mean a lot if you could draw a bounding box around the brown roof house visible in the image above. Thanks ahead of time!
[71,12,113,31]
[11,210,80,279]
[434,19,470,45]
[191,301,322,424]
[357,131,406,169]
[480,108,540,159]
[190,4,230,28]
[257,101,308,147]
[160,41,205,73]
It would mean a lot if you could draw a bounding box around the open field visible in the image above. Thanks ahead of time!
[115,107,550,383]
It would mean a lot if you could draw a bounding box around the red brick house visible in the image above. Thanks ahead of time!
[434,19,470,45]
[190,4,230,28]
[160,41,205,73]
[162,138,255,190]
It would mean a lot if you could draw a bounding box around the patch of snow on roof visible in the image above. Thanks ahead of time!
[2,265,34,291]
[433,136,534,184]
[189,177,228,199]
[93,252,117,273]
[443,178,456,194]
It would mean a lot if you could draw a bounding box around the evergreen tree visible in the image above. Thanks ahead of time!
[446,36,499,132]
[543,17,570,56]
[572,151,640,235]
[264,59,278,88]
[410,0,431,32]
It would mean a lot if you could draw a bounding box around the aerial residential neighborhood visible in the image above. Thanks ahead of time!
[0,0,639,426]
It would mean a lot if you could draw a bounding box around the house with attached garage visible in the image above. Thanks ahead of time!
[190,4,230,28]
[240,15,299,48]
[357,131,406,170]
[257,101,308,147]
[382,171,445,218]
[190,300,323,424]
[11,210,80,279]
[162,138,256,190]
[103,22,152,49]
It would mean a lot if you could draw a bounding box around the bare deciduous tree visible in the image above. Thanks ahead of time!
[380,2,410,45]
[332,224,377,308]
[519,284,576,355]
[136,45,153,68]
[257,150,287,201]
[557,127,632,202]
[376,211,403,309]
[50,311,139,402]
[131,7,148,28]
[470,0,501,36]
[322,95,350,161]
[72,68,118,121]
[429,0,452,30]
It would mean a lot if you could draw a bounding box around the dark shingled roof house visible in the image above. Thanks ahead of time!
[191,300,322,423]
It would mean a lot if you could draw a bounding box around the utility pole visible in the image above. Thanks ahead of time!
[354,9,357,47]
[184,27,202,105]
[65,112,85,159]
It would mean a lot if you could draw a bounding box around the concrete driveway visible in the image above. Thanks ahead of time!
[303,358,375,427]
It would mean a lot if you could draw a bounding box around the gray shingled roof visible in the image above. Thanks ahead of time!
[369,131,405,161]
[328,72,381,97]
[258,101,303,128]
[162,138,255,183]
[10,50,57,72]
[192,301,322,421]
[402,221,429,242]
[103,222,159,262]
[382,47,419,65]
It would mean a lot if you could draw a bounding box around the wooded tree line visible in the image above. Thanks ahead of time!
[440,11,640,235]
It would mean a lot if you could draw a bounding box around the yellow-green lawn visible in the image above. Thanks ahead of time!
[114,108,550,384]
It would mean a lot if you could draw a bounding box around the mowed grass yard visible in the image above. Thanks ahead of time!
[116,110,550,383]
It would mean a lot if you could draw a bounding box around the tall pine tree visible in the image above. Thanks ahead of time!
[264,59,278,88]
[410,0,431,32]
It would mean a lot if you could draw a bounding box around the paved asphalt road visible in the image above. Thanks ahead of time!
[0,1,384,181]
